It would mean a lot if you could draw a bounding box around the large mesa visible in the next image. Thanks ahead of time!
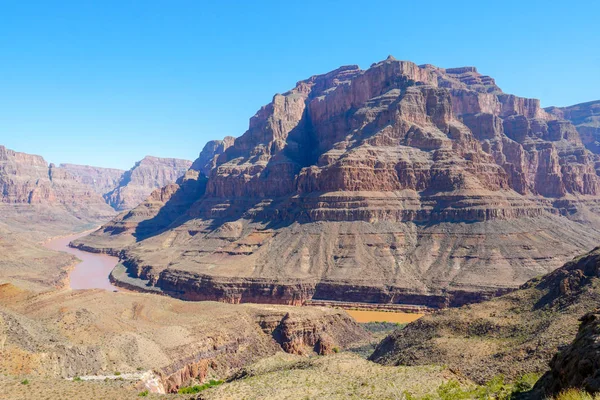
[75,57,600,308]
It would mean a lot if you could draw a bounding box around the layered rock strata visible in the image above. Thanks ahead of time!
[103,156,193,211]
[547,100,600,156]
[0,285,368,393]
[59,163,125,195]
[0,145,116,223]
[75,57,600,307]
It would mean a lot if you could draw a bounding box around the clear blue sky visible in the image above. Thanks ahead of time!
[1,0,598,169]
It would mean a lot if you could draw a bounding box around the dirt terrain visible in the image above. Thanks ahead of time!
[370,245,600,384]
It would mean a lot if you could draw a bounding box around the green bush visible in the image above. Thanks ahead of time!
[138,390,149,397]
[511,373,540,394]
[21,379,29,385]
[114,371,121,376]
[73,376,82,382]
[437,380,472,400]
[332,347,340,353]
[178,379,223,394]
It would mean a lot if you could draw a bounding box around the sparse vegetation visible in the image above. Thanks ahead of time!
[553,389,600,400]
[402,373,542,400]
[73,376,82,382]
[20,379,29,385]
[361,321,407,333]
[114,371,121,376]
[178,379,223,394]
[138,390,149,397]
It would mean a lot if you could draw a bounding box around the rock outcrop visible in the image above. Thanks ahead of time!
[75,57,600,307]
[534,310,600,397]
[547,100,600,156]
[191,136,235,176]
[103,156,192,211]
[369,245,600,383]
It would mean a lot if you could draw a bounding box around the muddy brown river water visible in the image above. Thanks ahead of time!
[43,231,427,324]
[44,230,119,291]
[345,309,424,323]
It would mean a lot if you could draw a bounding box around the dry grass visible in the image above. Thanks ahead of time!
[552,389,600,400]
[200,352,467,400]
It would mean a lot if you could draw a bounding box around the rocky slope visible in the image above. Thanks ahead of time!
[369,245,600,383]
[103,156,192,211]
[533,310,600,397]
[75,57,600,307]
[0,283,368,394]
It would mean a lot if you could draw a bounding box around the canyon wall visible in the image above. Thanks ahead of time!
[75,57,600,307]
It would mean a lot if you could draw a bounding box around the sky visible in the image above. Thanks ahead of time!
[0,0,598,170]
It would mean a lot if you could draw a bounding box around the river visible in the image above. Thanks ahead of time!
[345,309,424,324]
[43,231,425,324]
[44,230,119,291]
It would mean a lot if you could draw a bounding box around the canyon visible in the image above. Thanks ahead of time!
[75,57,600,309]
[2,56,600,399]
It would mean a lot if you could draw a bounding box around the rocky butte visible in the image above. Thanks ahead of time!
[75,56,600,308]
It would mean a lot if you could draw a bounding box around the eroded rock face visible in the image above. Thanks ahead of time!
[76,57,600,307]
[191,136,235,176]
[0,145,115,222]
[547,100,600,156]
[59,164,125,195]
[103,156,192,211]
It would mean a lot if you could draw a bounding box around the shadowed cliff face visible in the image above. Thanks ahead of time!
[75,57,600,307]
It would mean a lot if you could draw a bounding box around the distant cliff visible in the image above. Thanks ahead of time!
[103,156,192,211]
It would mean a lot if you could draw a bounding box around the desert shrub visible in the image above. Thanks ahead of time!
[138,390,149,397]
[333,347,340,353]
[178,379,223,394]
[437,380,472,400]
[554,388,600,400]
[73,376,82,382]
[114,371,121,376]
[511,373,540,394]
[361,321,406,333]
[21,379,29,385]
